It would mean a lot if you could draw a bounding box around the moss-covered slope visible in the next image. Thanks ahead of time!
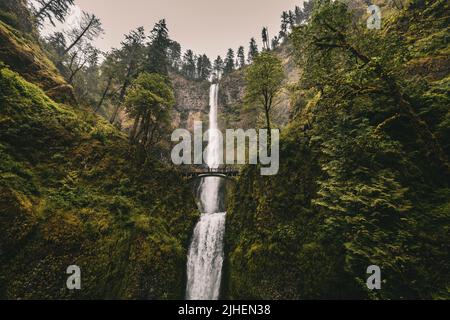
[0,64,198,299]
[0,20,75,104]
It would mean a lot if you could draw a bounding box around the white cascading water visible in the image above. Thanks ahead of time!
[186,84,226,300]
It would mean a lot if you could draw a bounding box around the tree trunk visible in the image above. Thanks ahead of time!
[62,15,95,56]
[109,84,126,124]
[110,64,132,124]
[129,113,141,143]
[263,91,272,149]
[95,77,112,113]
[69,59,86,83]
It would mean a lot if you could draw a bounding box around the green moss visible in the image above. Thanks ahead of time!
[224,0,450,300]
[0,21,74,104]
[0,66,198,299]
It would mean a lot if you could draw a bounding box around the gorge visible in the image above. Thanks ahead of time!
[186,84,226,300]
[0,0,449,301]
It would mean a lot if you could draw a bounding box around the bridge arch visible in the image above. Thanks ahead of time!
[182,168,240,182]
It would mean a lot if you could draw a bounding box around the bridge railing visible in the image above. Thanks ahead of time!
[181,166,240,178]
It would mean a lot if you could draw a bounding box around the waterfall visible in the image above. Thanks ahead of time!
[186,84,226,300]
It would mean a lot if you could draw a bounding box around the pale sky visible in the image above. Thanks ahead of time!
[68,0,302,59]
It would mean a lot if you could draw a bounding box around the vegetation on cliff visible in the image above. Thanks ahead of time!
[1,0,448,301]
[0,2,198,299]
[0,62,198,299]
[225,0,449,300]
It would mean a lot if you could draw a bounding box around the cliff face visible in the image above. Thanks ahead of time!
[116,71,209,134]
[169,71,210,131]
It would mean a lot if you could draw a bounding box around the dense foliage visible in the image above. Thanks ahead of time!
[0,12,198,298]
[0,64,199,299]
[225,0,450,300]
[1,0,448,301]
[244,52,284,131]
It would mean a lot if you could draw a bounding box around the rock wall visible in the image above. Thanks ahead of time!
[169,70,210,131]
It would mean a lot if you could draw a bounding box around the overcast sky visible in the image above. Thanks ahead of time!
[66,0,302,59]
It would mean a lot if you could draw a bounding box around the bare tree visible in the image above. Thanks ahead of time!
[67,43,99,83]
[62,11,103,56]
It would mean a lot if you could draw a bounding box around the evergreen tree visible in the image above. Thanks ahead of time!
[110,27,147,123]
[262,27,270,51]
[294,5,305,25]
[69,43,101,105]
[248,38,259,64]
[32,0,75,27]
[45,31,66,57]
[280,11,289,39]
[146,19,171,75]
[167,41,181,70]
[195,54,202,79]
[94,51,120,114]
[63,12,103,57]
[224,48,235,74]
[67,42,99,84]
[302,0,314,21]
[182,49,196,79]
[197,54,212,80]
[213,55,224,80]
[271,36,280,49]
[288,10,296,30]
[237,46,245,69]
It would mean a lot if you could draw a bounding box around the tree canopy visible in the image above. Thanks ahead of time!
[244,51,284,131]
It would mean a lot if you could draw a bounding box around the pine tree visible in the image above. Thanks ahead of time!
[271,36,280,49]
[167,41,182,70]
[262,27,270,51]
[182,49,196,79]
[110,27,146,123]
[199,54,212,80]
[45,32,67,57]
[195,54,202,79]
[280,11,289,39]
[67,42,99,84]
[147,19,171,75]
[237,46,245,69]
[213,55,224,80]
[33,0,75,27]
[224,48,235,74]
[248,38,259,64]
[288,10,296,30]
[94,52,120,114]
[302,0,314,21]
[294,5,305,25]
[63,12,103,56]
